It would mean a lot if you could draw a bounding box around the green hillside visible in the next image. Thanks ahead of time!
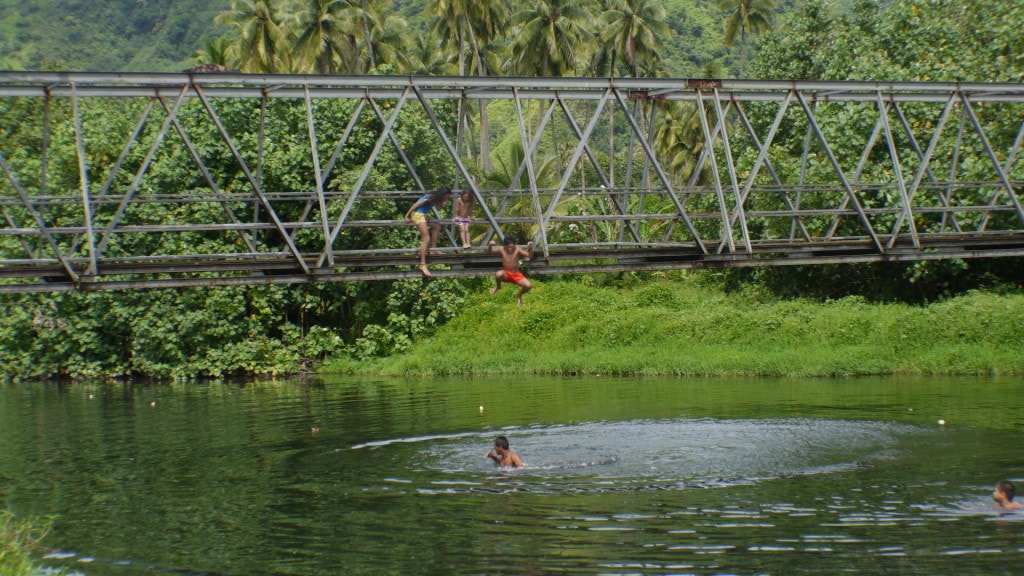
[0,0,230,72]
[323,280,1024,377]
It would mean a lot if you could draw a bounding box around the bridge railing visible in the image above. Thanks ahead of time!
[0,73,1022,292]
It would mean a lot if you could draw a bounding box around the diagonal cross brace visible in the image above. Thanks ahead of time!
[547,89,643,245]
[193,85,310,273]
[889,95,964,238]
[411,84,503,239]
[795,90,884,253]
[611,87,707,254]
[0,148,81,280]
[320,88,415,267]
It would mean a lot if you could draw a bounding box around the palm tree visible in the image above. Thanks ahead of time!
[358,0,378,70]
[408,30,458,76]
[428,0,470,76]
[480,141,560,242]
[192,37,234,68]
[428,0,509,76]
[590,0,668,195]
[505,0,596,77]
[504,0,595,173]
[216,0,293,73]
[653,100,706,185]
[361,7,415,73]
[291,0,358,74]
[468,0,511,79]
[719,0,777,77]
[594,0,668,78]
[427,0,510,173]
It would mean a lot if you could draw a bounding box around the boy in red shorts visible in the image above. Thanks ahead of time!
[487,235,535,307]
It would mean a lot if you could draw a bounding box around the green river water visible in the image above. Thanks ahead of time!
[2,375,1023,575]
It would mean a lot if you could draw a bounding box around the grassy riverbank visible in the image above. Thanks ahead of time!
[322,279,1024,377]
[0,510,49,576]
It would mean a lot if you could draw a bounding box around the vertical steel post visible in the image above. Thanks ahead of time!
[305,85,334,267]
[71,83,98,277]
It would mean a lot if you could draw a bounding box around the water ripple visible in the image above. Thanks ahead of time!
[344,417,928,495]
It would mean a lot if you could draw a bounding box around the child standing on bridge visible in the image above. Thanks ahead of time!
[406,187,452,277]
[454,188,474,249]
[487,235,534,307]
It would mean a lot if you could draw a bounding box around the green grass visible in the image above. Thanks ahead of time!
[0,510,51,576]
[322,279,1024,377]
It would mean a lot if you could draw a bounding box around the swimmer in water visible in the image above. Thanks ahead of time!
[485,435,524,468]
[993,480,1024,510]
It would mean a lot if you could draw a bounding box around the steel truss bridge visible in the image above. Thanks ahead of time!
[0,72,1022,293]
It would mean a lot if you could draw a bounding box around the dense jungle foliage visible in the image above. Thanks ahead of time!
[0,0,740,76]
[0,0,1022,380]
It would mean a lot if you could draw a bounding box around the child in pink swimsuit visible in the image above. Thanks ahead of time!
[454,189,474,249]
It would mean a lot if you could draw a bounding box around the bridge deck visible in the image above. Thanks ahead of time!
[3,233,1022,293]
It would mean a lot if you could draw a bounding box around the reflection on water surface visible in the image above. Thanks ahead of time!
[2,375,1023,575]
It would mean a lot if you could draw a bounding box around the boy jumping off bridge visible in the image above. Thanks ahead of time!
[487,235,534,307]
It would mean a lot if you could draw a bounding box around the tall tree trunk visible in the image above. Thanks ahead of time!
[362,0,376,70]
[480,102,492,173]
[466,21,493,173]
[608,49,617,189]
[457,24,471,169]
[739,29,747,77]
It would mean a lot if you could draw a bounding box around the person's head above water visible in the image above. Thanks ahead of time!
[997,480,1016,501]
[485,434,523,467]
[494,435,510,451]
[993,480,1024,510]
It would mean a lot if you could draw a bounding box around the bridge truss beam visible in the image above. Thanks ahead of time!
[0,72,1022,293]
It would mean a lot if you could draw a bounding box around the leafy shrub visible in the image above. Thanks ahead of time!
[351,278,469,360]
